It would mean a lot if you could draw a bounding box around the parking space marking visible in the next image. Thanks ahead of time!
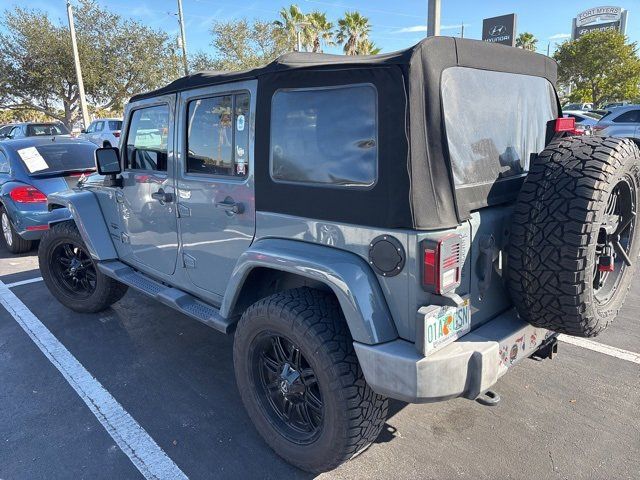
[6,277,43,288]
[0,280,189,480]
[558,334,640,365]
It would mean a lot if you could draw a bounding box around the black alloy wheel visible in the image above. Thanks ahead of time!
[50,241,97,299]
[253,332,323,444]
[593,176,637,305]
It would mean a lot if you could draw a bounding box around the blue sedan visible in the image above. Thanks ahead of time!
[0,137,97,253]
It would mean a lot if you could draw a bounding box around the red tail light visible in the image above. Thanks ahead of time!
[9,185,47,203]
[422,235,462,294]
[113,131,121,138]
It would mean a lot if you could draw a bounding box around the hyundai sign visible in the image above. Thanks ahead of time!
[482,14,517,47]
[572,6,628,39]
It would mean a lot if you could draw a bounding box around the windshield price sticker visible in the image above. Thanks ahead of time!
[17,147,49,173]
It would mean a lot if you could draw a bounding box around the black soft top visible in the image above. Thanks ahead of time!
[131,37,558,230]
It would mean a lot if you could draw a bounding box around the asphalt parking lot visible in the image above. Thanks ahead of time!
[0,248,638,480]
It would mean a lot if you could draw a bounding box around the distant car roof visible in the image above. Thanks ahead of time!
[0,137,96,153]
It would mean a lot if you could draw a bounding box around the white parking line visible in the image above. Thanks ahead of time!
[558,334,640,365]
[0,280,189,480]
[6,277,43,288]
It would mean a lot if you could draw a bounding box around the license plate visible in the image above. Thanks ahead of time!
[419,298,471,356]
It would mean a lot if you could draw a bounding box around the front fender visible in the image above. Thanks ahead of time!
[221,238,398,345]
[47,190,118,260]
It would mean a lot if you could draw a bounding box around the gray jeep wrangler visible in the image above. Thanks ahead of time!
[38,37,640,472]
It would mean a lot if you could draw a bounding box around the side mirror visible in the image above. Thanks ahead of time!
[81,129,87,134]
[95,147,122,175]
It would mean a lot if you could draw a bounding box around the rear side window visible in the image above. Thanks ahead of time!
[16,143,96,175]
[108,121,122,131]
[270,84,378,187]
[441,67,557,187]
[186,92,249,177]
[613,110,640,123]
[0,150,9,173]
[26,123,70,136]
[125,105,170,171]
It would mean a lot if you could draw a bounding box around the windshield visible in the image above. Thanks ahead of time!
[26,123,70,136]
[16,143,96,175]
[441,67,557,187]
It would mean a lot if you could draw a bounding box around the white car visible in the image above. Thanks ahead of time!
[562,110,601,133]
[80,118,122,148]
[562,102,593,111]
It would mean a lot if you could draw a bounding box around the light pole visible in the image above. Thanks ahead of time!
[66,1,90,130]
[427,0,441,37]
[177,0,189,76]
[294,21,311,52]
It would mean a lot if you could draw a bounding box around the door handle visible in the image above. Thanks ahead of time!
[151,188,173,204]
[215,198,244,214]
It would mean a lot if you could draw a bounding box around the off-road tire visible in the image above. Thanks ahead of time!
[39,221,128,312]
[509,136,640,337]
[233,287,388,473]
[1,207,33,254]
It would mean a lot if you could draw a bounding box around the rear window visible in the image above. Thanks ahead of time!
[108,121,122,131]
[26,123,70,136]
[16,143,96,175]
[270,84,378,188]
[441,67,557,187]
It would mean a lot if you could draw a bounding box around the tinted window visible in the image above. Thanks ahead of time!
[16,143,96,175]
[0,125,12,137]
[613,110,640,123]
[186,93,249,177]
[26,123,70,136]
[10,126,24,138]
[441,67,557,186]
[94,121,104,132]
[108,121,122,131]
[125,105,170,171]
[270,85,377,187]
[0,150,9,173]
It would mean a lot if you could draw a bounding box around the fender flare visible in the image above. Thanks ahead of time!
[221,238,398,345]
[47,190,119,260]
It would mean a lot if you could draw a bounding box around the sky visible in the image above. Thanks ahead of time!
[2,0,640,57]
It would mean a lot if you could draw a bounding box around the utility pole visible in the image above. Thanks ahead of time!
[177,0,188,76]
[66,1,90,130]
[461,21,465,38]
[427,0,441,37]
[547,41,551,56]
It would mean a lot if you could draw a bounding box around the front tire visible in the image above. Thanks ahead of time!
[38,222,128,312]
[1,208,33,254]
[233,288,388,473]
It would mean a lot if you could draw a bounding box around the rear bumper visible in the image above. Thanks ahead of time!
[354,308,554,403]
[12,207,71,240]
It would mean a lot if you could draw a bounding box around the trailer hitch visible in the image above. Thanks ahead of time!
[532,335,559,361]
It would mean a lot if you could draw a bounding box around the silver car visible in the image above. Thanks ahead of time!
[79,118,122,148]
[593,105,640,141]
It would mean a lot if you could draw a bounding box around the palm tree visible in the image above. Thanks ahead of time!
[335,11,371,56]
[274,4,305,51]
[356,39,381,55]
[516,32,538,52]
[305,11,334,53]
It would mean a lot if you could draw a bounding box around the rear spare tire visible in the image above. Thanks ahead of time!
[509,136,640,337]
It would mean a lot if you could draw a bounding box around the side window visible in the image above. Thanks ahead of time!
[10,126,23,138]
[270,85,378,187]
[613,110,640,123]
[125,105,170,171]
[108,121,122,131]
[0,151,9,173]
[186,92,249,177]
[86,122,95,133]
[95,121,104,132]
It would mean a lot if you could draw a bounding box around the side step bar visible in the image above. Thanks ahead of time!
[97,260,236,334]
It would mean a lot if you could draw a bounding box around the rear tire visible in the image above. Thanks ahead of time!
[38,222,128,312]
[509,136,640,337]
[233,288,388,473]
[1,208,33,254]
